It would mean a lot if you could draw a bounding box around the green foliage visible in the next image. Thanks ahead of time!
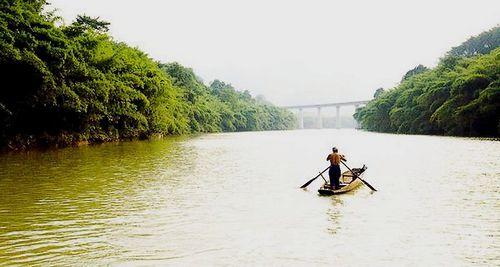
[63,15,110,37]
[0,1,295,149]
[373,88,385,98]
[401,64,429,82]
[355,47,500,137]
[448,26,500,57]
[158,64,295,133]
[74,15,110,33]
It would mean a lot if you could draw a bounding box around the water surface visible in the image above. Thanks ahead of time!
[0,130,499,266]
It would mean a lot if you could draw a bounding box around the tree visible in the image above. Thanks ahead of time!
[0,2,296,149]
[356,47,500,137]
[74,15,110,32]
[373,88,385,98]
[401,64,429,82]
[448,26,500,57]
[356,26,500,137]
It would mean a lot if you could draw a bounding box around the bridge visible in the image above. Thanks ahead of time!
[282,100,370,129]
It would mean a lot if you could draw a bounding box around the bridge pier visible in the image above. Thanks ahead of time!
[282,100,369,130]
[336,106,341,129]
[317,107,322,129]
[298,108,304,129]
[354,104,360,128]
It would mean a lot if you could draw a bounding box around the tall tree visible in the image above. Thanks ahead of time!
[448,26,500,57]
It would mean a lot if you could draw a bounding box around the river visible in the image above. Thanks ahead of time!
[0,129,498,266]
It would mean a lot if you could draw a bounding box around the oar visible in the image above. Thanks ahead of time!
[340,161,377,191]
[300,166,330,188]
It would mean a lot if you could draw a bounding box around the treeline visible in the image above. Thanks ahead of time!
[354,27,500,137]
[0,1,295,149]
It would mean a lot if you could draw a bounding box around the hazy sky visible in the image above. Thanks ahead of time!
[49,0,499,106]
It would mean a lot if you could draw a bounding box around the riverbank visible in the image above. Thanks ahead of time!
[0,2,296,151]
[2,132,139,152]
[354,27,499,137]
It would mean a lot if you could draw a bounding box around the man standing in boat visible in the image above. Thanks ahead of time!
[326,147,346,189]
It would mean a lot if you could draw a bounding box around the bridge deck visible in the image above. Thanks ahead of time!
[282,100,370,109]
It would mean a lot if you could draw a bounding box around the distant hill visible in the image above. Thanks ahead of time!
[0,1,295,150]
[355,27,500,137]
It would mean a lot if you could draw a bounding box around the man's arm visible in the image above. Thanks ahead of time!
[340,154,347,162]
[326,154,331,161]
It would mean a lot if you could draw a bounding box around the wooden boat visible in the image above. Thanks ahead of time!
[318,165,367,195]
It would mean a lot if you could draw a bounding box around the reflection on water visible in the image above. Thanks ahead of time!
[325,197,343,235]
[0,130,499,266]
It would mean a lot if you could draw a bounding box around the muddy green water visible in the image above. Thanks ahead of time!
[0,130,499,266]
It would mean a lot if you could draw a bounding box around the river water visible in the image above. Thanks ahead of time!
[0,129,498,266]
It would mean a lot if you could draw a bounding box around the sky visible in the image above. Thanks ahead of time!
[49,0,499,106]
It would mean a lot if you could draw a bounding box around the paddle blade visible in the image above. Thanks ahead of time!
[360,178,377,191]
[300,166,330,189]
[300,176,318,188]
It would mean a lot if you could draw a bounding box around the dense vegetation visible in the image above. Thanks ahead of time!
[0,1,295,149]
[355,27,500,137]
